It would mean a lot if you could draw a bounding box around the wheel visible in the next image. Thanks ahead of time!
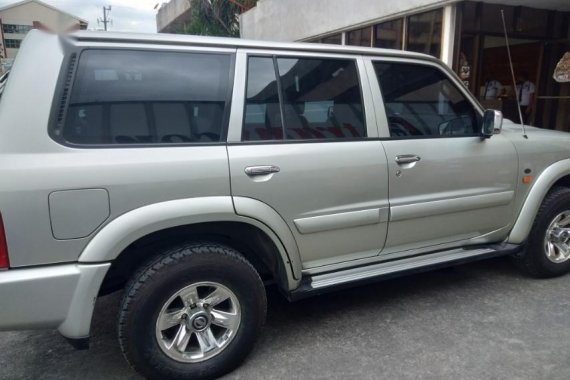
[515,187,570,278]
[118,242,267,380]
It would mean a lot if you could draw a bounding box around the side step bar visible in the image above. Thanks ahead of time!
[289,243,522,301]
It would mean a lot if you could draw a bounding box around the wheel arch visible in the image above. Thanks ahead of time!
[60,197,301,340]
[509,158,570,244]
[100,220,296,295]
[78,196,301,290]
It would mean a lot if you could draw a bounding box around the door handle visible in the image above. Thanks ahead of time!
[244,165,281,176]
[395,155,421,165]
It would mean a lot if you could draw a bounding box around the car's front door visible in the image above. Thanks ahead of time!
[227,50,389,270]
[366,58,519,256]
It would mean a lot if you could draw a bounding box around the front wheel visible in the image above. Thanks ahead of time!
[118,242,267,380]
[514,187,570,278]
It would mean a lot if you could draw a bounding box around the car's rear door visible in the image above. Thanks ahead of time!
[227,49,389,270]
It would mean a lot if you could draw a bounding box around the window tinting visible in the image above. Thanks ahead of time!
[60,50,231,145]
[243,57,283,141]
[374,62,480,138]
[243,56,366,141]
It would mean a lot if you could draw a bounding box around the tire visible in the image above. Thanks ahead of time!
[118,242,267,380]
[514,187,570,278]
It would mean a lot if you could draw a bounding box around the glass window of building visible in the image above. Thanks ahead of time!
[321,34,342,45]
[2,24,33,34]
[517,7,548,37]
[347,26,372,47]
[374,19,403,49]
[461,1,480,32]
[4,39,22,49]
[480,4,514,34]
[406,9,443,58]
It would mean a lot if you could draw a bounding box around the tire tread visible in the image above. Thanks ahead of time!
[118,241,266,379]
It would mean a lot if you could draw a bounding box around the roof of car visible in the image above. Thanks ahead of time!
[67,30,436,62]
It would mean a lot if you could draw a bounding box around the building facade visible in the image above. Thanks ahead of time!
[240,0,570,131]
[156,0,192,34]
[0,0,87,71]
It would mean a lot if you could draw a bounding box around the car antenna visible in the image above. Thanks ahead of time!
[501,9,528,139]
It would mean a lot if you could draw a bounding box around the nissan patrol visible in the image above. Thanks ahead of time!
[1,30,570,380]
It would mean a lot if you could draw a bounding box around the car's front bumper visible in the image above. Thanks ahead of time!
[0,263,110,339]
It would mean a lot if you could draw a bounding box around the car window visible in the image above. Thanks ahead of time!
[373,62,481,138]
[243,56,366,141]
[59,50,231,145]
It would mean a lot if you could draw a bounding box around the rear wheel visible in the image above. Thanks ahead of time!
[515,187,570,277]
[118,242,267,380]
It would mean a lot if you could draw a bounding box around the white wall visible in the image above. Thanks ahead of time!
[240,0,455,41]
[156,0,192,33]
[240,0,570,42]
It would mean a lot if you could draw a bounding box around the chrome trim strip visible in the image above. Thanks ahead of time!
[390,191,514,222]
[309,247,496,289]
[294,208,387,235]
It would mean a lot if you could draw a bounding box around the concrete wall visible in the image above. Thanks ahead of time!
[240,0,570,41]
[156,0,192,33]
[240,0,454,41]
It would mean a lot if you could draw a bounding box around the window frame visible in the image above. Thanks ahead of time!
[2,24,32,34]
[49,46,236,149]
[234,49,376,144]
[365,56,484,140]
[4,39,22,49]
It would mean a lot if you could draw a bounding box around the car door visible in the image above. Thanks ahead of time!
[366,57,519,256]
[227,49,389,270]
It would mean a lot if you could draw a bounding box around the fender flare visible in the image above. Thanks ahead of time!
[509,158,570,244]
[233,196,303,277]
[79,196,302,285]
[62,196,303,340]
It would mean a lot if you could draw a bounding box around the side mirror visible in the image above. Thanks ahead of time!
[481,109,503,138]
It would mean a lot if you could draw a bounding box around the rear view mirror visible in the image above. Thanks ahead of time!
[481,109,503,138]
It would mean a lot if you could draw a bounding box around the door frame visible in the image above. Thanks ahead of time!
[227,48,381,142]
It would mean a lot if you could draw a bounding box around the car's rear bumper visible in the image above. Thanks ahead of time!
[0,263,110,339]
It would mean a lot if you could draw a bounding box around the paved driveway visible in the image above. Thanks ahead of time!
[1,257,570,379]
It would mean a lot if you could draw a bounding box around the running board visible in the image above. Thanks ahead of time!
[289,243,521,300]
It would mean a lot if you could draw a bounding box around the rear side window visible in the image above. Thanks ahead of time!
[57,50,231,145]
[243,56,366,141]
[374,62,481,138]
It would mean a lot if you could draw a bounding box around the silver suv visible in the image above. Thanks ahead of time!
[2,30,570,380]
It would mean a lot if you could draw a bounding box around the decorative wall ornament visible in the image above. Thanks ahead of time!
[553,52,570,83]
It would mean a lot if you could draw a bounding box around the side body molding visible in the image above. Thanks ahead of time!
[79,196,300,289]
[509,158,570,243]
